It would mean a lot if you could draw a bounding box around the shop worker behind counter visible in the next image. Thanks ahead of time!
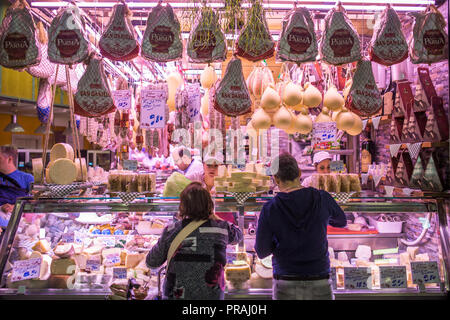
[146,182,243,299]
[255,153,346,300]
[0,145,34,230]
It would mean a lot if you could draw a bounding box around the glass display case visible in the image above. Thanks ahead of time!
[0,194,448,300]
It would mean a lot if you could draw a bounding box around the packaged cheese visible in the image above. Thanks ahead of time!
[50,143,75,162]
[32,158,43,184]
[48,158,77,185]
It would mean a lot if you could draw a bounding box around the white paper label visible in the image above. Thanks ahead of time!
[74,231,85,245]
[85,259,101,272]
[112,90,132,111]
[39,228,45,239]
[98,237,115,248]
[140,89,167,129]
[113,267,128,280]
[104,253,121,267]
[380,266,407,288]
[187,85,201,122]
[312,122,337,149]
[411,261,440,284]
[344,267,371,289]
[11,258,41,282]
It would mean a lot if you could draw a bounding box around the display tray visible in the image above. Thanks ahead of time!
[327,226,379,235]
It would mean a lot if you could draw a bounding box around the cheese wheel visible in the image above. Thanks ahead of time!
[50,143,74,162]
[32,158,43,184]
[74,158,88,182]
[48,159,77,185]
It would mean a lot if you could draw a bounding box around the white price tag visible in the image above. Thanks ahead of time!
[411,261,440,284]
[344,267,371,290]
[85,259,101,272]
[312,122,337,149]
[104,253,121,267]
[380,266,407,288]
[11,258,41,282]
[112,90,132,111]
[98,236,116,248]
[62,232,75,243]
[140,89,167,129]
[187,85,201,122]
[113,267,128,280]
[74,231,85,245]
[39,228,46,239]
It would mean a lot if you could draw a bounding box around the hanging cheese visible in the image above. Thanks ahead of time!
[251,108,272,130]
[50,143,74,162]
[200,65,216,89]
[272,105,292,130]
[297,108,313,134]
[323,85,344,111]
[335,107,355,130]
[315,107,333,123]
[167,72,183,111]
[48,158,77,185]
[74,158,88,182]
[346,112,363,136]
[261,86,281,112]
[283,82,302,107]
[32,158,43,184]
[302,82,322,108]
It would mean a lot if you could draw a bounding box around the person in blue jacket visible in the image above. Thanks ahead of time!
[255,152,347,300]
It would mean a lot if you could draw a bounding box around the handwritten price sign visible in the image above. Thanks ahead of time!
[380,266,407,288]
[140,89,167,129]
[112,90,132,111]
[104,253,121,267]
[344,267,371,290]
[411,261,440,284]
[113,267,128,280]
[11,258,42,282]
[187,84,201,122]
[85,259,101,272]
[312,122,337,149]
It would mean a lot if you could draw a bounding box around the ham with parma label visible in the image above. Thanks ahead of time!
[187,8,227,63]
[48,5,90,65]
[408,5,448,64]
[369,5,408,66]
[74,56,116,117]
[345,60,382,117]
[142,3,183,62]
[236,1,275,62]
[276,6,318,63]
[0,1,41,69]
[99,3,139,61]
[213,57,252,117]
[319,3,361,66]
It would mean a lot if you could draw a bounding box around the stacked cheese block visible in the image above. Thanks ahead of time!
[108,170,156,193]
[214,163,271,193]
[224,252,252,290]
[308,173,361,193]
[32,143,88,185]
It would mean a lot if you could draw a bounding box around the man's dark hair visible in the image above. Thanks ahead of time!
[179,182,214,221]
[178,147,191,159]
[0,145,18,164]
[273,153,301,182]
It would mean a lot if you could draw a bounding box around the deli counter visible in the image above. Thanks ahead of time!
[0,194,449,300]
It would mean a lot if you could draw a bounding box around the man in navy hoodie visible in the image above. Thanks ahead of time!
[255,153,347,300]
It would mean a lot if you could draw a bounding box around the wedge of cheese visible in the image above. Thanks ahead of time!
[32,240,51,253]
[50,258,77,275]
[125,253,144,268]
[74,158,88,182]
[225,264,251,282]
[48,158,77,185]
[32,158,43,184]
[50,143,75,162]
[407,246,419,260]
[73,253,89,270]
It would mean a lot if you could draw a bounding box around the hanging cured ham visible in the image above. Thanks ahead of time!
[99,2,139,61]
[0,0,41,69]
[277,6,318,63]
[345,60,382,117]
[369,5,408,66]
[187,8,227,63]
[74,55,116,117]
[48,4,90,65]
[319,3,361,66]
[213,57,252,117]
[142,3,183,62]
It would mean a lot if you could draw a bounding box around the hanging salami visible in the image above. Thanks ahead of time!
[345,60,382,117]
[276,6,318,64]
[408,5,448,64]
[141,3,183,62]
[319,3,361,66]
[369,5,408,66]
[99,2,139,61]
[213,57,252,117]
[74,55,116,117]
[236,1,275,62]
[0,0,41,69]
[48,4,90,65]
[187,8,227,63]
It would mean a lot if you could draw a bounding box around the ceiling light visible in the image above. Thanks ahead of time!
[4,114,25,133]
[34,123,53,134]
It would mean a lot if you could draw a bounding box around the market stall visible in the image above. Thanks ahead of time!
[0,0,448,300]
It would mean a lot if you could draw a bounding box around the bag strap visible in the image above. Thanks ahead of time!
[0,172,23,190]
[166,219,208,267]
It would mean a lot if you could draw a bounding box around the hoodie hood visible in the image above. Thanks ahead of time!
[273,187,322,230]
